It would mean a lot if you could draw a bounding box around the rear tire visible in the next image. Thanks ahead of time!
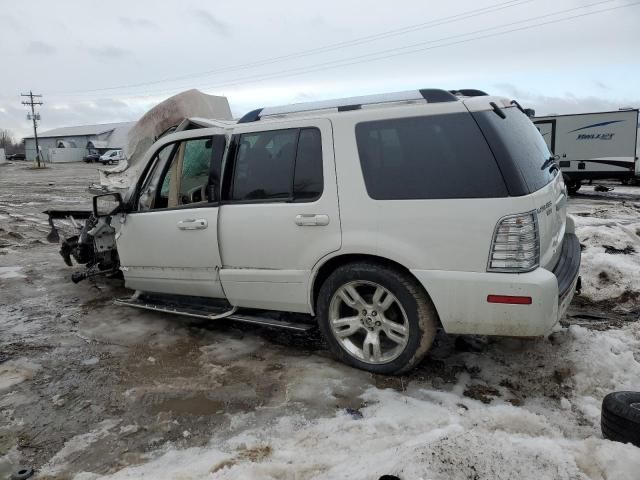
[317,262,438,375]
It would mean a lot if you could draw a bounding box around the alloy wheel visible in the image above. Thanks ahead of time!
[328,280,410,364]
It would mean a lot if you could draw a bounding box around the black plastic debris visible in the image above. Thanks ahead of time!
[11,468,35,480]
[455,336,487,353]
[594,185,614,192]
[603,245,636,255]
[345,407,363,419]
[46,217,60,243]
[379,476,401,480]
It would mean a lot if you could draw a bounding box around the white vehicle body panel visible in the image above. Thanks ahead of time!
[533,110,639,177]
[116,207,224,297]
[218,118,340,313]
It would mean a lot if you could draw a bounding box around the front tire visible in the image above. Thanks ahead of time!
[317,262,438,375]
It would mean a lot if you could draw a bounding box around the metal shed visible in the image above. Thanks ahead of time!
[24,121,135,163]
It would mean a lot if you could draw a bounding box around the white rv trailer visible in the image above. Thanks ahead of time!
[533,109,639,193]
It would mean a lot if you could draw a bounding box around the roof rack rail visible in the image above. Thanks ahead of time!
[449,89,489,97]
[237,88,458,123]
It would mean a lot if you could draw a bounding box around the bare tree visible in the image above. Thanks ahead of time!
[0,129,23,155]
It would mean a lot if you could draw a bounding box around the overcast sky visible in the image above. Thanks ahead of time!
[1,0,639,139]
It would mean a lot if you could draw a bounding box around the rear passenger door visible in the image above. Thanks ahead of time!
[218,119,340,313]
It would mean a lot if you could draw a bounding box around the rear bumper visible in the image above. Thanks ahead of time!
[553,233,581,311]
[411,233,581,337]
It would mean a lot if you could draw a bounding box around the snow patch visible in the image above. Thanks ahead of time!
[0,446,22,480]
[0,358,40,390]
[41,419,121,476]
[569,200,640,304]
[0,266,26,279]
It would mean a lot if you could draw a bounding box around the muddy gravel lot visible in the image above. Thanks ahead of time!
[1,162,639,480]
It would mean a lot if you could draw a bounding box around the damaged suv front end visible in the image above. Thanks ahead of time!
[45,193,124,284]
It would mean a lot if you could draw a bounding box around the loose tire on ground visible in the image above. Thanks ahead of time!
[317,261,438,375]
[601,391,640,447]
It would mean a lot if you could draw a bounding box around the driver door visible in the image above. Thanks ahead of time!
[115,133,227,298]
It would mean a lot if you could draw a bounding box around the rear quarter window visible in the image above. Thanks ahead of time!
[472,106,556,194]
[355,113,508,200]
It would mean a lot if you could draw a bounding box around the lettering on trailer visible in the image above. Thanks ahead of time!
[577,133,615,140]
[568,119,624,141]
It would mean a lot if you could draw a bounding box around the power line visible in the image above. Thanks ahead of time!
[51,0,535,96]
[51,0,634,102]
[12,0,638,106]
[21,91,43,168]
[189,0,629,93]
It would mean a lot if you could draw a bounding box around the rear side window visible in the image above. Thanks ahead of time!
[355,113,507,200]
[232,129,298,201]
[472,106,555,194]
[229,128,323,202]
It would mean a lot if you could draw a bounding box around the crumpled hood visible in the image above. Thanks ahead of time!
[96,89,233,192]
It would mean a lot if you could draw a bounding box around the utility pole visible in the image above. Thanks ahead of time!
[21,91,43,168]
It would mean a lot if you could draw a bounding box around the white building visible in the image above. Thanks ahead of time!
[24,121,134,163]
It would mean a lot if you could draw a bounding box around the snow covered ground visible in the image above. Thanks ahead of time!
[570,189,640,307]
[1,164,639,480]
[70,323,640,480]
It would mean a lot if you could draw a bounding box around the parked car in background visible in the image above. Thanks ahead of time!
[98,149,125,165]
[7,153,26,161]
[83,152,101,163]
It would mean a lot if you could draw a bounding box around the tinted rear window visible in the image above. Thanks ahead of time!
[355,113,508,200]
[472,106,556,194]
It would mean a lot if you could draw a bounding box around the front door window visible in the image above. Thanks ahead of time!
[138,137,217,211]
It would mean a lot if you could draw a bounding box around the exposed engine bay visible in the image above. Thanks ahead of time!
[45,209,120,283]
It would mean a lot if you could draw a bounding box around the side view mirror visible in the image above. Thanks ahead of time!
[93,193,124,217]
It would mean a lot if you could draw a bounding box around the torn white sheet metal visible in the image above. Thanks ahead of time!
[97,89,233,192]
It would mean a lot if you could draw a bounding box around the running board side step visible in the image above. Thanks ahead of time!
[115,294,315,332]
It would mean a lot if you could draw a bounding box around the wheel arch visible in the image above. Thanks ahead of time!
[309,253,435,317]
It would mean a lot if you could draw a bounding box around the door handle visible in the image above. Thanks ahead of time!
[177,218,208,230]
[295,214,330,226]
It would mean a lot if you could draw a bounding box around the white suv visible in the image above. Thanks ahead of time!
[54,89,581,374]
